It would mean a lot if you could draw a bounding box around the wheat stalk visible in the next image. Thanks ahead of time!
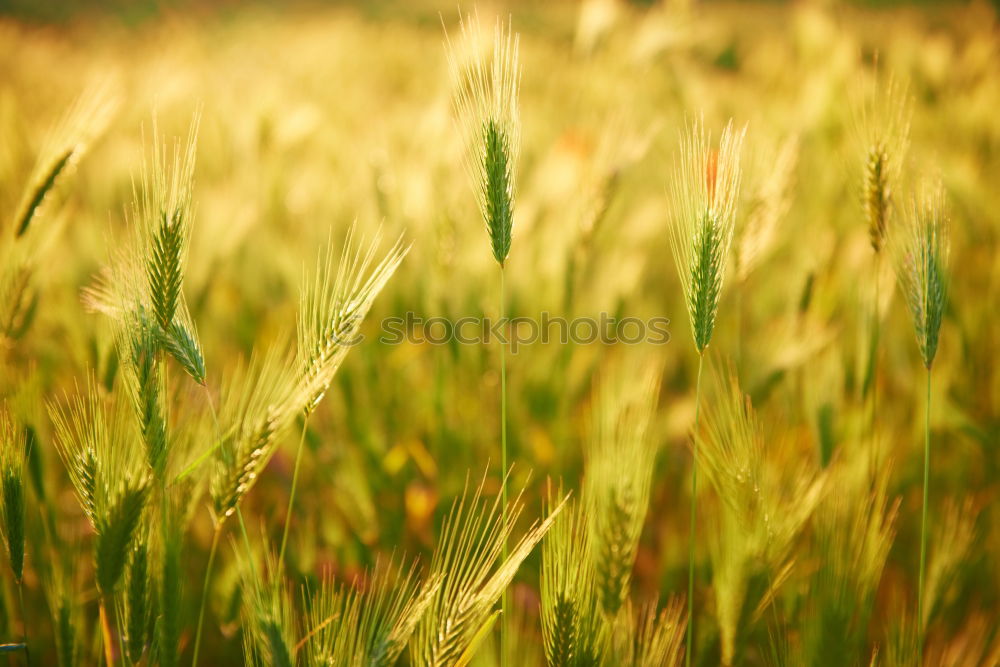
[445,14,523,663]
[666,116,745,666]
[667,117,746,355]
[855,75,911,490]
[889,178,950,659]
[276,225,408,579]
[445,11,521,268]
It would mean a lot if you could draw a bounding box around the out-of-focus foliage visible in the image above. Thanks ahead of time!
[1,0,998,664]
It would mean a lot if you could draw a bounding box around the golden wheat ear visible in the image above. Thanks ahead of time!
[209,344,301,524]
[855,75,911,254]
[734,133,798,283]
[297,224,409,415]
[804,455,899,663]
[922,497,976,631]
[301,557,441,666]
[411,470,566,666]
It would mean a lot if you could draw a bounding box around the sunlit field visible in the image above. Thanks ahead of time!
[1,1,998,665]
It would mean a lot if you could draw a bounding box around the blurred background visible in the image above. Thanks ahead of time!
[1,0,998,664]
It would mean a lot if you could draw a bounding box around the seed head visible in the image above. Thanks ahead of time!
[856,76,910,253]
[667,117,746,353]
[890,179,950,369]
[445,12,521,266]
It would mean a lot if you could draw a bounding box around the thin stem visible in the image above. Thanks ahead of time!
[192,385,225,667]
[499,265,509,667]
[16,581,31,666]
[99,600,115,667]
[685,352,705,667]
[869,254,882,487]
[277,418,309,580]
[191,524,221,667]
[236,507,259,583]
[917,365,931,661]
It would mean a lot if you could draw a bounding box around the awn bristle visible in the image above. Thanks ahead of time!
[735,134,798,283]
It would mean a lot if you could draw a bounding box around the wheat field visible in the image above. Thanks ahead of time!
[1,1,998,665]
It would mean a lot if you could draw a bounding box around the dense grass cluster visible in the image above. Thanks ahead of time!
[1,1,998,665]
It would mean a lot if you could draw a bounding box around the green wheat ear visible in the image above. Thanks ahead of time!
[297,225,409,415]
[302,558,441,666]
[482,118,514,264]
[48,377,152,596]
[411,471,566,666]
[0,409,27,584]
[94,477,150,596]
[610,599,687,667]
[445,12,521,266]
[84,112,207,386]
[117,308,168,477]
[890,180,950,369]
[667,117,747,353]
[210,345,303,522]
[13,80,119,237]
[541,487,606,667]
[583,357,661,618]
[123,532,151,663]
